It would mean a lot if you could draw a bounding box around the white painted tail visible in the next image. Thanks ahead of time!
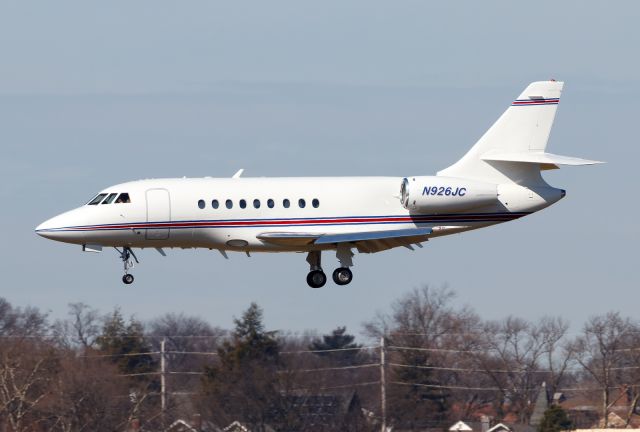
[438,81,601,186]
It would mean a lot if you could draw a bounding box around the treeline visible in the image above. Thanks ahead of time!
[0,287,639,431]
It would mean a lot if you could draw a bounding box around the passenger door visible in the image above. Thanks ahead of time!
[146,189,171,240]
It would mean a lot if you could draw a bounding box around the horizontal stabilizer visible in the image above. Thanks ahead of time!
[481,151,603,168]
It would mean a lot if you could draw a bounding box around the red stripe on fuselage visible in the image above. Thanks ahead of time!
[57,213,527,232]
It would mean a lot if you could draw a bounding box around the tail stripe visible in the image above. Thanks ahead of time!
[512,98,559,106]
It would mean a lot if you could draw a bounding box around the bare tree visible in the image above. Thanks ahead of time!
[475,316,572,423]
[41,352,130,432]
[619,333,640,427]
[0,298,48,338]
[0,299,54,432]
[538,316,575,396]
[146,313,225,421]
[52,303,101,350]
[573,312,636,427]
[364,286,482,429]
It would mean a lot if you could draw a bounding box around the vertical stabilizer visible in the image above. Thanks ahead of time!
[438,81,564,185]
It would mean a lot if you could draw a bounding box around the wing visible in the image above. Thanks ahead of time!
[257,227,432,253]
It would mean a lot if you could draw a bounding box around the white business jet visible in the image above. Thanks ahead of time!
[36,81,601,287]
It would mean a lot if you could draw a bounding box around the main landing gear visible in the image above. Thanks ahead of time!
[305,248,354,288]
[116,247,138,285]
[332,267,353,285]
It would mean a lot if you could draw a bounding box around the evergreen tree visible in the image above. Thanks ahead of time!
[309,326,361,365]
[201,303,282,430]
[96,308,156,377]
[538,405,572,432]
[222,302,279,366]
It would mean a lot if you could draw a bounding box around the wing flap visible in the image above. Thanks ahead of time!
[256,232,320,246]
[314,227,432,245]
[258,228,432,253]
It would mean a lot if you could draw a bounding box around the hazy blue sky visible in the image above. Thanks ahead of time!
[0,1,636,338]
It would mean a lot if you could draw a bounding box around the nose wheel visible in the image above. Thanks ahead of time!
[115,247,138,285]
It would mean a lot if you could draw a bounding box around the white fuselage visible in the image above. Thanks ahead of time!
[35,176,561,253]
[33,81,600,287]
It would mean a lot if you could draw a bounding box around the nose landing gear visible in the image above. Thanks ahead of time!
[116,247,138,285]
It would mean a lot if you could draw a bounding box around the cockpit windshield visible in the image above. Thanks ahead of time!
[102,193,118,204]
[88,193,108,205]
[115,193,130,204]
[87,192,131,205]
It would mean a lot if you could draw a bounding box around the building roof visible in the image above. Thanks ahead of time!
[449,421,473,431]
[488,423,512,432]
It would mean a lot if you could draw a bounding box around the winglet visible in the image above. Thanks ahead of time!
[232,169,244,179]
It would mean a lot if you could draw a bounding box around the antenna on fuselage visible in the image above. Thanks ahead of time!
[232,169,244,179]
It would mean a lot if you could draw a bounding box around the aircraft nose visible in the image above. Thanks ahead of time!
[35,209,86,242]
[35,215,65,240]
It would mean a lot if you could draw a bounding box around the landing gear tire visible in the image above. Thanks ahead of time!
[332,267,353,285]
[307,270,327,288]
[116,247,139,285]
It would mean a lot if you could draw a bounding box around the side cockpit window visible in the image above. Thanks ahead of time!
[115,193,131,204]
[102,193,118,204]
[88,193,108,205]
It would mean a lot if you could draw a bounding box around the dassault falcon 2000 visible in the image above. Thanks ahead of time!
[36,81,602,287]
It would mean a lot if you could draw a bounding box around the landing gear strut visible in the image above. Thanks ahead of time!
[306,251,326,288]
[116,247,138,285]
[333,246,354,286]
[305,249,355,287]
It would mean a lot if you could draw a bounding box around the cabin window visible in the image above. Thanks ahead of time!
[198,199,205,209]
[115,193,131,204]
[312,198,320,208]
[283,199,290,208]
[102,193,118,204]
[88,193,108,205]
[267,199,274,208]
[212,199,219,209]
[239,199,247,209]
[253,199,260,209]
[226,199,233,209]
[299,199,306,208]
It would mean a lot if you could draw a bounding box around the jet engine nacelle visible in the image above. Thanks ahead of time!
[400,176,498,212]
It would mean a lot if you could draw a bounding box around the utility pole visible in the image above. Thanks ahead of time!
[161,337,167,414]
[380,336,386,432]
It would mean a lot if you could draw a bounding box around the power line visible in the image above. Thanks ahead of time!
[392,381,502,391]
[281,363,379,373]
[387,345,478,354]
[389,361,640,374]
[391,381,640,392]
[80,351,161,358]
[281,346,377,354]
